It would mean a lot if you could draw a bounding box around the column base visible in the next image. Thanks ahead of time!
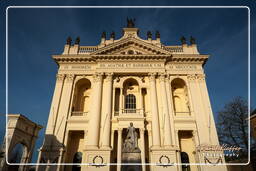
[82,148,111,171]
[150,148,179,171]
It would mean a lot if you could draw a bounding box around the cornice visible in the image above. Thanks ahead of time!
[52,54,208,64]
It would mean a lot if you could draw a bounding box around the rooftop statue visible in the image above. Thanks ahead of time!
[101,31,106,39]
[66,36,72,45]
[147,31,152,39]
[180,36,186,45]
[75,37,80,45]
[110,31,115,39]
[190,36,196,44]
[127,18,136,28]
[156,31,160,39]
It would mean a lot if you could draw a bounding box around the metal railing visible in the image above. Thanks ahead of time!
[114,109,144,115]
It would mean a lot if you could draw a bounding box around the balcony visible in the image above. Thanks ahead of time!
[71,111,89,117]
[114,109,145,121]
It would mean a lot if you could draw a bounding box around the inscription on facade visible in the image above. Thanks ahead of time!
[99,63,163,68]
[168,65,198,70]
[61,65,92,70]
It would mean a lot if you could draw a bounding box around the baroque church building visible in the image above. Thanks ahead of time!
[37,20,227,171]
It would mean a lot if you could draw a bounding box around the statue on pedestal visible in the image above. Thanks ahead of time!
[123,122,140,152]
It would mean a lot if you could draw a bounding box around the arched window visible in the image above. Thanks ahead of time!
[125,94,136,113]
[171,78,190,115]
[72,78,91,116]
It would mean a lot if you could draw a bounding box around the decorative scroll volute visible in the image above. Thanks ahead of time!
[148,72,157,82]
[56,74,65,82]
[93,72,104,82]
[105,72,113,82]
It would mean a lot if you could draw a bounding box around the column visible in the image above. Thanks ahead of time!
[140,128,146,171]
[187,74,208,143]
[119,88,123,115]
[117,129,122,171]
[45,74,65,135]
[56,148,64,171]
[198,74,219,144]
[148,73,161,147]
[35,148,42,171]
[86,72,103,148]
[166,76,176,144]
[55,74,74,143]
[159,73,172,147]
[140,88,144,115]
[102,73,113,148]
[176,130,182,171]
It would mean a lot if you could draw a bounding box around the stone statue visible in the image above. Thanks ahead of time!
[180,36,186,44]
[66,36,72,45]
[156,31,160,39]
[110,31,115,39]
[75,37,80,45]
[127,18,136,28]
[147,31,152,39]
[123,122,140,152]
[101,31,106,39]
[190,36,196,44]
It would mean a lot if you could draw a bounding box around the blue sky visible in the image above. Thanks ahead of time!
[0,0,255,162]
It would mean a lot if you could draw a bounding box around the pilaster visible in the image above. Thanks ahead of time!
[159,73,172,147]
[102,73,113,148]
[148,73,161,147]
[45,74,65,135]
[86,72,104,148]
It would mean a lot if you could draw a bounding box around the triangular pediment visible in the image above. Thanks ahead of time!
[92,37,171,55]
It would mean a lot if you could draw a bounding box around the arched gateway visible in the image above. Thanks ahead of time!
[37,21,228,171]
[0,114,42,171]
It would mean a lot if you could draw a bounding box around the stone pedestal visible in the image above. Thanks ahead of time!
[150,147,179,171]
[121,151,142,171]
[81,148,111,171]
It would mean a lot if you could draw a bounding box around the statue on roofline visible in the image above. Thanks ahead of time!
[66,36,72,45]
[147,31,152,39]
[127,18,136,28]
[190,36,196,44]
[156,31,160,39]
[110,31,115,39]
[180,36,186,45]
[75,37,80,45]
[101,31,106,39]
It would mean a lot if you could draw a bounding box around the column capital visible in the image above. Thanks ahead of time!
[56,74,65,82]
[159,73,167,82]
[66,74,75,82]
[148,72,157,81]
[196,74,205,81]
[117,128,123,133]
[187,74,197,81]
[93,72,104,82]
[105,72,114,82]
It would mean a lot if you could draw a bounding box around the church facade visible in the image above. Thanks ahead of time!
[37,21,227,171]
